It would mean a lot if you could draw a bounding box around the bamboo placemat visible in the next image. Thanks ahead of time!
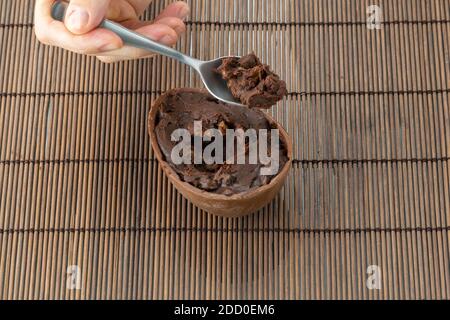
[0,0,449,300]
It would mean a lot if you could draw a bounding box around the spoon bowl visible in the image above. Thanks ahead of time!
[195,57,243,106]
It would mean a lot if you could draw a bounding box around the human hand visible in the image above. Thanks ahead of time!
[34,0,190,63]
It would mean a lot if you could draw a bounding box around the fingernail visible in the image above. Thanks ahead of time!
[173,25,186,35]
[66,6,89,32]
[178,5,190,19]
[160,35,175,44]
[99,42,121,52]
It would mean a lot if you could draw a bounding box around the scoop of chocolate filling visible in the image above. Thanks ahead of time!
[216,53,288,109]
[154,89,289,196]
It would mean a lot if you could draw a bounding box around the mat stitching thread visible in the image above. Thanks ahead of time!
[0,157,449,165]
[1,19,450,28]
[0,226,448,235]
[186,20,450,27]
[0,158,155,165]
[292,158,450,165]
[1,89,449,98]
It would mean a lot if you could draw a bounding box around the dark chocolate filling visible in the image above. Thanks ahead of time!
[216,53,288,109]
[154,89,289,196]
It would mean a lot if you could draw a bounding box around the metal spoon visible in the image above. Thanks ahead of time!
[51,0,244,107]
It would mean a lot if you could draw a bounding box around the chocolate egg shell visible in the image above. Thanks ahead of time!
[148,88,292,217]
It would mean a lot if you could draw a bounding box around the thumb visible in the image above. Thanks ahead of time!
[65,0,111,35]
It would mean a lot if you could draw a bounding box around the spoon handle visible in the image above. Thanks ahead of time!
[51,1,199,67]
